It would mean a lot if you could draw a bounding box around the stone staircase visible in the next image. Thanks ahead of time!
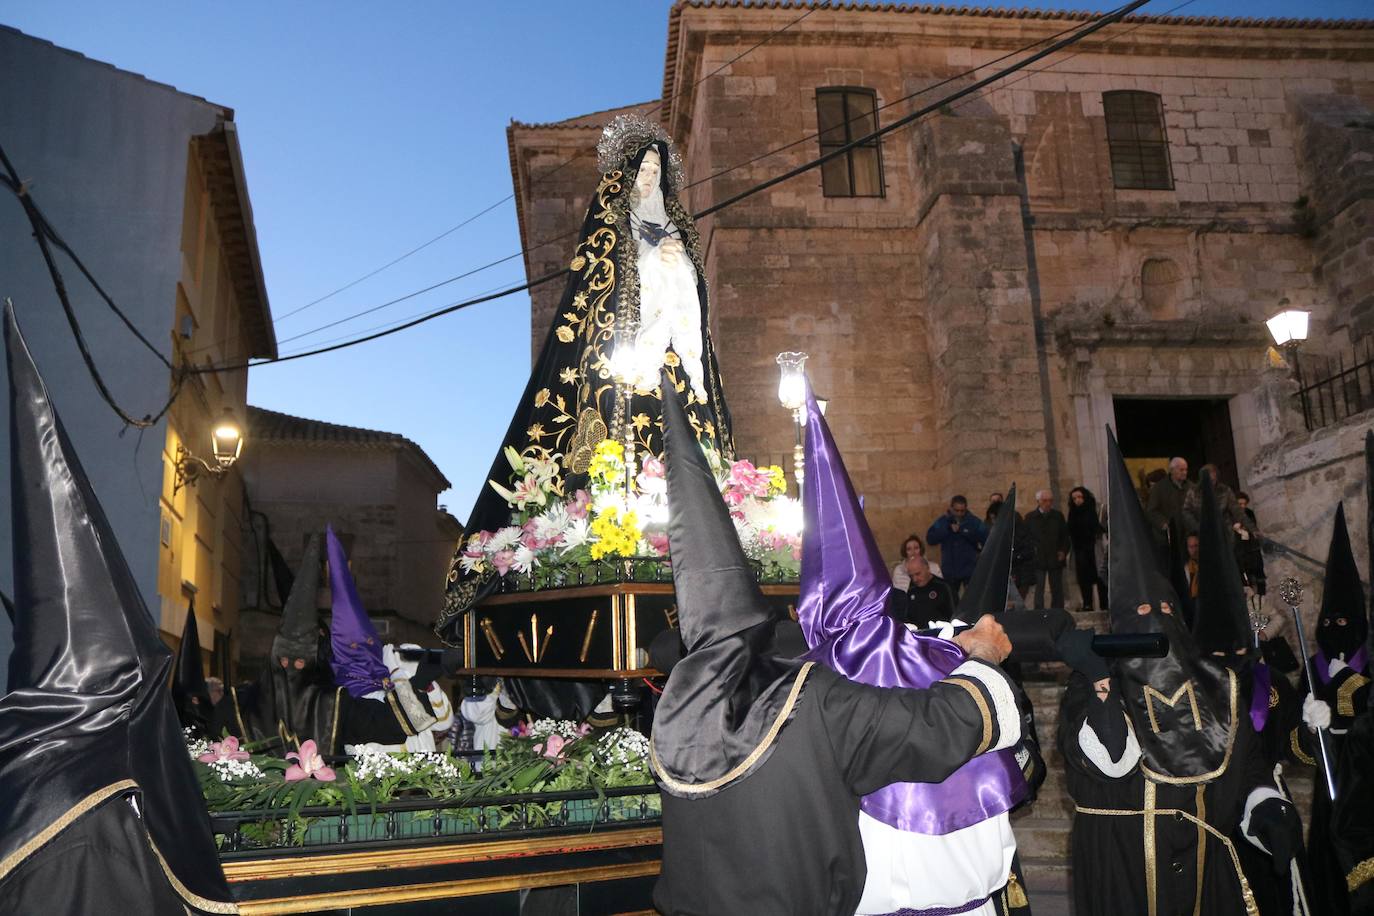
[1008,610,1316,901]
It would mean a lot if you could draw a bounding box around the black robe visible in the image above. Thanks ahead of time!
[1299,657,1372,916]
[0,796,193,916]
[213,664,433,754]
[654,662,1014,916]
[1059,672,1271,916]
[1334,710,1374,914]
[1236,666,1316,916]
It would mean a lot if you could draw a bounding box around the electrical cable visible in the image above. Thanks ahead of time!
[195,0,1146,374]
[0,145,184,428]
[247,3,1099,354]
[270,6,817,328]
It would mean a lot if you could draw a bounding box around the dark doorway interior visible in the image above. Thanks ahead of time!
[1112,397,1239,489]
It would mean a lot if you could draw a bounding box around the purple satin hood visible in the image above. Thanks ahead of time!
[327,526,391,698]
[798,386,1026,834]
[1250,661,1272,732]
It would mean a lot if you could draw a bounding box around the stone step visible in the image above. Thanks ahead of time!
[1011,817,1072,859]
[1020,855,1072,897]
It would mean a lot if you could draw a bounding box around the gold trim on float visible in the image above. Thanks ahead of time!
[651,663,815,795]
[0,779,137,880]
[943,677,994,755]
[1139,668,1240,785]
[222,827,663,882]
[233,859,662,914]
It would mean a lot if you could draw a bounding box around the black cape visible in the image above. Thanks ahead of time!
[0,305,233,913]
[655,662,1014,916]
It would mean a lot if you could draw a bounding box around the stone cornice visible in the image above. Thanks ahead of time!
[1053,318,1270,352]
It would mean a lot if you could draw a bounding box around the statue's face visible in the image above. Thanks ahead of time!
[636,149,661,200]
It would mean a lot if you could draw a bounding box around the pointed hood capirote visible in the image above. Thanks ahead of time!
[171,600,213,734]
[1193,470,1253,656]
[0,305,235,910]
[326,526,392,698]
[649,371,808,797]
[1104,426,1238,783]
[797,386,1025,833]
[1316,503,1367,666]
[957,484,1017,620]
[273,532,323,663]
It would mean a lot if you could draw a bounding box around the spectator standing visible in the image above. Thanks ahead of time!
[1024,489,1070,609]
[1067,486,1108,612]
[984,492,1004,526]
[902,555,956,629]
[926,495,988,598]
[1235,491,1266,596]
[1180,463,1252,540]
[890,533,942,590]
[1183,532,1200,599]
[1145,456,1196,536]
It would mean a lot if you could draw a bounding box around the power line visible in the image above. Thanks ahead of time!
[269,5,817,331]
[196,0,1147,375]
[258,7,1089,351]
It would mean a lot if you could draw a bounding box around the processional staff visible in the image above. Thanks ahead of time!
[1278,576,1337,799]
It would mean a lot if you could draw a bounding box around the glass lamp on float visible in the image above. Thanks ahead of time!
[775,351,809,490]
[609,327,642,496]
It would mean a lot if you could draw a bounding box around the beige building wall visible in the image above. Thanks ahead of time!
[158,129,274,678]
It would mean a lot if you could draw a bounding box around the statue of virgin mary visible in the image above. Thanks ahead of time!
[437,113,735,640]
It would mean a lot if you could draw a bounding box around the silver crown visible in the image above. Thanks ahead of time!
[597,112,685,189]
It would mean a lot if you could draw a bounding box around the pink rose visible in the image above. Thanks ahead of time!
[647,533,670,556]
[491,549,516,576]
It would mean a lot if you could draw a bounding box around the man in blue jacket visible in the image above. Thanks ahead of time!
[927,495,988,599]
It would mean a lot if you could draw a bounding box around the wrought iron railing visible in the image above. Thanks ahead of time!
[1295,335,1374,431]
[212,783,661,857]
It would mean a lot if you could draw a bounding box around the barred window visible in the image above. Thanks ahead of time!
[816,87,884,198]
[1103,91,1173,190]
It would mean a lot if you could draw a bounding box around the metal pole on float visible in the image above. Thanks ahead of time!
[1279,576,1337,799]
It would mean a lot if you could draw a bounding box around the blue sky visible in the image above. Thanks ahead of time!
[3,0,1367,519]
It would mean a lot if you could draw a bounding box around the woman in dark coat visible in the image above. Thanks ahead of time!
[1068,486,1108,611]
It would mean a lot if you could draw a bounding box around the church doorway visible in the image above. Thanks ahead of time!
[1112,397,1240,494]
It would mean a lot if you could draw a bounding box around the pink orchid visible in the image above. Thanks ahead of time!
[284,739,336,782]
[197,736,251,764]
[533,733,569,761]
[639,455,665,479]
[647,533,670,556]
[575,723,593,737]
[491,549,516,576]
[567,489,591,520]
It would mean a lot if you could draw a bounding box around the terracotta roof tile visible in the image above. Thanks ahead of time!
[247,406,450,490]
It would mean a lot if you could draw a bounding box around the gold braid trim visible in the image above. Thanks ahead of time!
[329,686,343,755]
[1337,672,1369,718]
[1348,857,1374,892]
[146,834,239,913]
[943,676,994,756]
[651,663,814,795]
[230,686,249,740]
[1076,801,1259,916]
[0,779,137,880]
[1290,729,1317,766]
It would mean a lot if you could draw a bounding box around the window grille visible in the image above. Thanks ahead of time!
[1103,91,1173,190]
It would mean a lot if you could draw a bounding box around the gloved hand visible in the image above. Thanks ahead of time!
[1303,695,1332,731]
[1248,796,1302,876]
[1329,656,1349,679]
[1055,627,1110,684]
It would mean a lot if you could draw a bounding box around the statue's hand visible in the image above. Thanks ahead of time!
[658,238,684,262]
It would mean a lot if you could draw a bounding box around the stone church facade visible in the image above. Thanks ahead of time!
[507,2,1374,587]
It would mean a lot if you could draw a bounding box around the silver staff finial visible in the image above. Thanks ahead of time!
[1277,576,1303,607]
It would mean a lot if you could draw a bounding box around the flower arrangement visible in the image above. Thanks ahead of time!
[462,438,801,589]
[194,722,659,848]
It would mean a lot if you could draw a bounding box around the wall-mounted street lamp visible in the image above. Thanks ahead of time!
[1266,306,1310,351]
[775,351,809,490]
[173,407,244,495]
